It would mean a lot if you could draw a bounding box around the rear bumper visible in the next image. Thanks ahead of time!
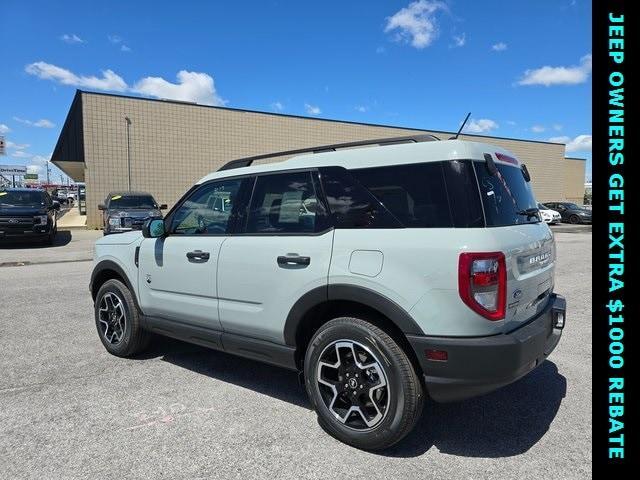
[407,294,566,402]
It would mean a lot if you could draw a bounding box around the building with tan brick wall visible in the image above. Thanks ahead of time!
[51,90,585,228]
[563,157,588,204]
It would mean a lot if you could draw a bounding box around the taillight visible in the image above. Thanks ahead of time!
[458,252,506,321]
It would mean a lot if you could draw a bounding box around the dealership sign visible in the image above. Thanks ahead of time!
[24,173,39,180]
[0,165,28,175]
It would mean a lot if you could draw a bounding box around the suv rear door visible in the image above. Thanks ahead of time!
[217,170,333,344]
[473,157,555,331]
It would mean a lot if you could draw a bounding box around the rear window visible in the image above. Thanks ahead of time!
[349,160,484,228]
[474,161,539,226]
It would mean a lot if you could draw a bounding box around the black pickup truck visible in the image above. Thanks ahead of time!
[0,188,60,244]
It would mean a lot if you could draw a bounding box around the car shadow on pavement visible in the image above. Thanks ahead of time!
[146,336,310,409]
[0,230,72,248]
[145,337,566,458]
[385,361,567,458]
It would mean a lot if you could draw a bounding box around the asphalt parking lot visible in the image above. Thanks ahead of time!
[0,228,592,479]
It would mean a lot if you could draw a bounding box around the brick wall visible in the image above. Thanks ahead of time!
[81,92,569,228]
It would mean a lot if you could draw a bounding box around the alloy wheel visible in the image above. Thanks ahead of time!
[316,340,390,431]
[98,292,126,344]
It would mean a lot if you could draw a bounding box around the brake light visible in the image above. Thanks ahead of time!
[495,152,519,165]
[458,252,506,321]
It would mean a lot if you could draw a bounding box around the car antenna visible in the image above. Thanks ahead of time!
[450,112,471,140]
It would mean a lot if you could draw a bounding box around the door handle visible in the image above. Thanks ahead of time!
[186,250,210,262]
[277,255,311,266]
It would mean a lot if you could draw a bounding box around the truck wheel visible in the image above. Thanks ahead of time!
[94,279,149,357]
[304,317,424,450]
[45,224,56,245]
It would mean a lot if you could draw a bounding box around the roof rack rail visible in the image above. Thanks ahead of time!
[217,133,439,171]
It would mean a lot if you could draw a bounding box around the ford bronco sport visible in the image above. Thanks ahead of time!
[90,135,566,450]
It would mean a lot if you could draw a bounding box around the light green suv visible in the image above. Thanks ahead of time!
[90,135,566,450]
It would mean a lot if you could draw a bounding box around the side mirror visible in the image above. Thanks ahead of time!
[142,218,166,238]
[159,204,168,210]
[98,204,106,210]
[52,201,61,211]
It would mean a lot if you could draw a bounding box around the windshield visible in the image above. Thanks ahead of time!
[564,203,580,209]
[538,203,549,210]
[474,162,540,226]
[108,195,156,209]
[0,190,46,206]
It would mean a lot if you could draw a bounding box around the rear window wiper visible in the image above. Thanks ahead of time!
[517,207,539,219]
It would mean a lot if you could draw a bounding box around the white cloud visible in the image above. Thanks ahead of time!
[452,33,466,47]
[6,141,30,150]
[26,61,128,91]
[355,105,368,113]
[531,125,546,133]
[464,118,499,134]
[375,46,386,54]
[133,70,225,106]
[60,34,84,44]
[552,124,563,131]
[35,119,55,128]
[0,124,10,134]
[11,150,32,159]
[25,62,224,105]
[26,165,43,174]
[13,117,55,128]
[518,54,592,86]
[506,120,517,126]
[108,35,122,44]
[304,104,321,115]
[121,45,131,52]
[384,1,447,49]
[492,42,507,51]
[31,155,51,165]
[548,134,592,152]
[270,101,284,112]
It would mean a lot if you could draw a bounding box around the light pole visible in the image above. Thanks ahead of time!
[125,116,132,191]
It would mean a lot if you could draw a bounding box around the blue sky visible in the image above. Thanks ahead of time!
[0,0,592,183]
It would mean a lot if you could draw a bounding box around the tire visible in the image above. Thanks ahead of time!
[304,317,424,450]
[569,214,580,224]
[94,279,150,357]
[45,222,57,245]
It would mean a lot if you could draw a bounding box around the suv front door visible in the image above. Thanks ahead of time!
[217,170,334,344]
[138,177,248,329]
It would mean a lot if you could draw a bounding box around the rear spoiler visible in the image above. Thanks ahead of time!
[484,152,531,182]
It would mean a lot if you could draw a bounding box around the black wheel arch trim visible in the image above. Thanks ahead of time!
[90,260,140,310]
[283,283,425,346]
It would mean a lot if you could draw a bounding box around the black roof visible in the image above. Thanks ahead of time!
[75,90,566,147]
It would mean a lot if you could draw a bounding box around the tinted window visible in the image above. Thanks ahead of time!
[352,163,453,228]
[442,160,484,228]
[246,171,320,234]
[319,167,401,229]
[474,161,539,226]
[108,195,156,209]
[171,178,244,234]
[0,190,46,206]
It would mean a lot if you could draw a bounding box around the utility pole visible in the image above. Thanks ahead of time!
[125,116,132,191]
[46,161,51,185]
